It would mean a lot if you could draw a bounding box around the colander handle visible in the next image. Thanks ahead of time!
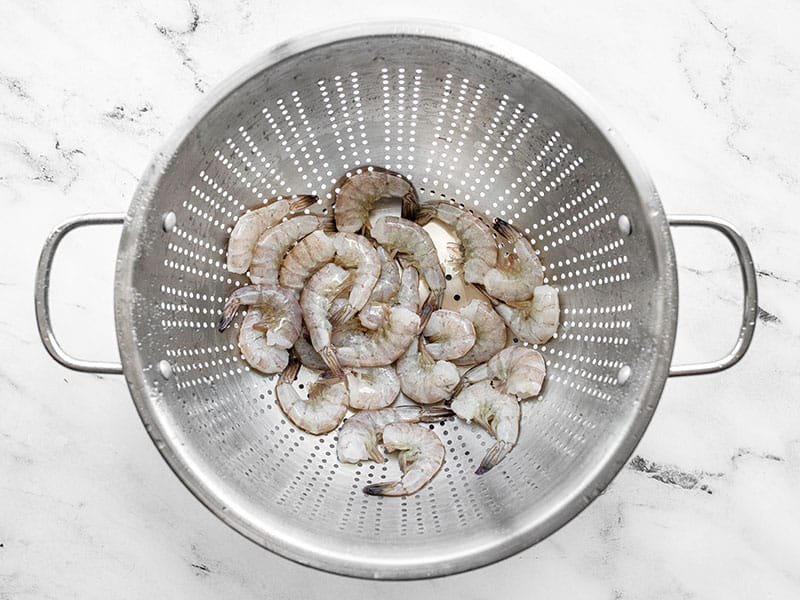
[34,213,125,375]
[667,215,757,377]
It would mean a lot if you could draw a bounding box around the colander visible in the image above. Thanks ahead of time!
[34,23,757,579]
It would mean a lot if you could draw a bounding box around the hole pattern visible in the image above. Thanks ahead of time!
[381,67,420,171]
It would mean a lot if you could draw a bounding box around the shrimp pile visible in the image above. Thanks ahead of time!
[217,166,559,496]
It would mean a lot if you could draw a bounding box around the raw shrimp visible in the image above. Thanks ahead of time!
[450,380,520,474]
[334,267,421,367]
[330,316,364,349]
[280,231,380,324]
[415,201,497,284]
[452,299,507,366]
[357,302,388,331]
[394,263,420,312]
[422,309,476,361]
[333,165,420,233]
[482,218,544,303]
[363,423,445,496]
[486,346,546,399]
[346,366,401,410]
[276,358,348,435]
[226,195,317,274]
[329,233,380,323]
[335,307,419,367]
[331,266,418,349]
[396,338,460,405]
[356,247,400,330]
[495,285,559,345]
[358,263,419,331]
[368,245,401,304]
[217,283,302,337]
[279,230,335,286]
[237,306,290,374]
[249,215,335,285]
[337,405,453,464]
[301,263,352,380]
[370,216,445,326]
[454,345,546,400]
[294,328,327,371]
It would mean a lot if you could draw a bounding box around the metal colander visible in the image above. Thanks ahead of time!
[35,23,757,579]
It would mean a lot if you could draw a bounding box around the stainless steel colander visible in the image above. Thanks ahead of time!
[34,23,757,579]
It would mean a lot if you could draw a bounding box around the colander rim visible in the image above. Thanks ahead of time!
[115,20,677,580]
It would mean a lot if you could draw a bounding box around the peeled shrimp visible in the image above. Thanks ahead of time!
[280,231,380,324]
[333,165,420,233]
[337,405,453,464]
[334,267,421,367]
[453,299,507,366]
[249,214,335,285]
[357,302,388,331]
[363,423,445,496]
[370,216,445,326]
[217,283,302,337]
[300,263,351,380]
[226,195,316,274]
[331,265,418,349]
[454,345,546,400]
[357,246,401,330]
[495,285,559,345]
[328,233,380,323]
[335,307,419,368]
[370,245,402,303]
[346,366,401,410]
[422,309,476,361]
[237,306,290,374]
[396,338,460,405]
[482,218,544,303]
[276,358,348,435]
[415,201,497,284]
[450,380,520,474]
[357,262,420,331]
[330,316,364,349]
[394,262,421,312]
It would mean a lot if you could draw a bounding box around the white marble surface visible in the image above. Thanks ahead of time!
[2,1,799,597]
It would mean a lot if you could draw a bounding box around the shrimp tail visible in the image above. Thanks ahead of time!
[363,481,405,496]
[362,219,372,237]
[419,289,444,330]
[319,345,345,381]
[417,335,432,359]
[450,363,489,401]
[492,218,521,243]
[277,352,301,385]
[251,319,270,333]
[401,191,420,222]
[471,282,499,306]
[289,195,319,212]
[417,406,454,422]
[448,379,466,402]
[329,302,357,326]
[446,242,465,275]
[317,370,345,385]
[217,295,241,331]
[475,441,514,475]
[328,272,357,325]
[414,203,435,225]
[366,441,386,464]
[319,217,337,233]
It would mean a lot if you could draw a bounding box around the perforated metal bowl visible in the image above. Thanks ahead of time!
[35,23,757,579]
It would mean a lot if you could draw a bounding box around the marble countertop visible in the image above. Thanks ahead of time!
[2,1,799,598]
